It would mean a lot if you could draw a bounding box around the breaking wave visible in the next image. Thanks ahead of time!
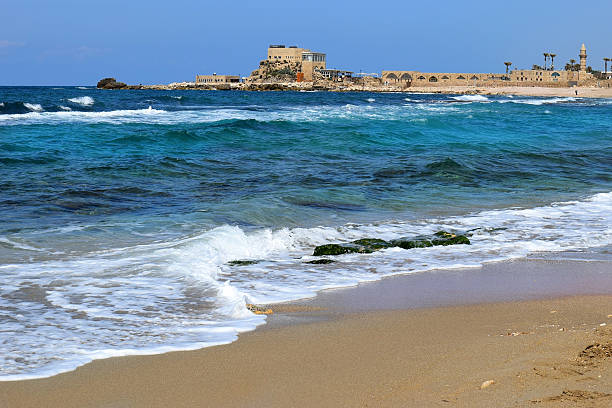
[0,107,167,125]
[23,103,43,112]
[1,191,611,380]
[67,96,95,106]
[451,95,490,102]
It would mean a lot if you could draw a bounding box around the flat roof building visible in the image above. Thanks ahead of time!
[265,44,327,81]
[195,74,240,84]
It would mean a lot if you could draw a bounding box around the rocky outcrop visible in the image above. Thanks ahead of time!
[96,78,127,89]
[313,231,470,256]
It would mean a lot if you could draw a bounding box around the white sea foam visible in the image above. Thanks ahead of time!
[451,95,490,102]
[23,103,43,112]
[59,105,71,111]
[1,191,611,380]
[76,87,89,90]
[0,100,468,126]
[501,97,578,106]
[367,98,375,102]
[67,96,95,106]
[0,108,167,125]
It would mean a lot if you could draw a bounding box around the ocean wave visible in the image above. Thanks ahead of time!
[0,103,463,126]
[1,102,45,115]
[1,191,611,380]
[0,107,167,125]
[451,95,490,102]
[67,96,95,106]
[499,97,578,106]
[23,103,43,112]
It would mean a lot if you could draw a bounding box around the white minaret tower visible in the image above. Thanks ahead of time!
[580,43,587,72]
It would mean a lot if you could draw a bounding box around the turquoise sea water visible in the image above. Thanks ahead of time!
[1,87,611,379]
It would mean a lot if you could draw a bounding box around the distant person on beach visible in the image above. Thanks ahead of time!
[575,90,578,95]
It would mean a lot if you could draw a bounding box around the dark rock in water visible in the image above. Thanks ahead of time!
[305,259,336,264]
[390,237,434,249]
[313,231,470,256]
[227,260,261,266]
[352,238,391,251]
[97,77,127,89]
[312,238,390,256]
[313,244,361,256]
[431,231,471,246]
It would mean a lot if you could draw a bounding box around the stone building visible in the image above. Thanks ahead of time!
[195,74,240,84]
[250,45,327,81]
[381,71,507,87]
[382,44,594,88]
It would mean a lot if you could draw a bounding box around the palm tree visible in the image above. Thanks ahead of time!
[570,59,576,71]
[604,58,610,78]
[543,53,549,70]
[504,61,512,75]
[549,53,556,70]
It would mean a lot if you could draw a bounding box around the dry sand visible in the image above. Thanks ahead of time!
[2,258,612,407]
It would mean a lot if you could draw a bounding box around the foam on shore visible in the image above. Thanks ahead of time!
[1,191,611,380]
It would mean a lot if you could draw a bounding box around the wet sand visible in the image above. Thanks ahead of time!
[2,255,612,407]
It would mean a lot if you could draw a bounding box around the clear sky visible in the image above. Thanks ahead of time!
[1,0,612,85]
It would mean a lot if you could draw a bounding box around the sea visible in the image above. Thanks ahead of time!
[1,87,611,380]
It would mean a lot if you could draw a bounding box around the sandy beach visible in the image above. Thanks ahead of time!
[404,85,612,99]
[2,254,612,407]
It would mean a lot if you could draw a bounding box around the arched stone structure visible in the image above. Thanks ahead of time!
[385,73,398,82]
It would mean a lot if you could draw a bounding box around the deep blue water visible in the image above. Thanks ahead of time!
[1,87,611,379]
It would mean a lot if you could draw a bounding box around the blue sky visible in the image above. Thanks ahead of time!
[1,0,611,85]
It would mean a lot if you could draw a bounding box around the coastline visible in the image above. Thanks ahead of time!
[104,82,612,98]
[2,252,612,407]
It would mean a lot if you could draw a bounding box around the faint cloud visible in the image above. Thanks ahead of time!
[0,40,26,48]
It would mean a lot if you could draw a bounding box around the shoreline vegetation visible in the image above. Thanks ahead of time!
[96,77,612,98]
[2,256,612,407]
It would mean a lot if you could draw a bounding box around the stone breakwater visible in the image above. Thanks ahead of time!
[96,77,403,92]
